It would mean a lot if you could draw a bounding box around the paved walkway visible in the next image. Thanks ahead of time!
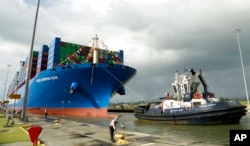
[2,115,223,146]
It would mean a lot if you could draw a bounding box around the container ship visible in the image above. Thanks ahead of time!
[6,35,136,117]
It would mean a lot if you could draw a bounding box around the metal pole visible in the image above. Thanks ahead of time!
[233,28,249,107]
[14,80,18,112]
[2,65,11,101]
[221,88,224,98]
[22,0,40,121]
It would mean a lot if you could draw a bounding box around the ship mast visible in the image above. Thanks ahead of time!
[197,69,208,93]
[92,34,99,64]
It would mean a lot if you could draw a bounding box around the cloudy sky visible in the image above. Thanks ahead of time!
[0,0,250,103]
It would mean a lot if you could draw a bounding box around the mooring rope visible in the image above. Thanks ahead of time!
[101,66,144,101]
[90,65,94,85]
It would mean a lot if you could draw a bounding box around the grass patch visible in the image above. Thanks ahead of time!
[0,113,30,144]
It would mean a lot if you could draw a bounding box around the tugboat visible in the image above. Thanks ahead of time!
[134,69,247,125]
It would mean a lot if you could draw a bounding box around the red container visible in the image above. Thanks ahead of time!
[99,58,104,63]
[60,41,66,47]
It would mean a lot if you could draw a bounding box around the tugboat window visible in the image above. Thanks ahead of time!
[184,84,187,93]
[173,85,177,93]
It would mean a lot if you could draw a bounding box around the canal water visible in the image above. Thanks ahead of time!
[61,112,250,145]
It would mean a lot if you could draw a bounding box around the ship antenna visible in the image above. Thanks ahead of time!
[184,68,188,73]
[92,34,99,49]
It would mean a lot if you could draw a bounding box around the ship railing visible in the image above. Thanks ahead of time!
[148,108,162,115]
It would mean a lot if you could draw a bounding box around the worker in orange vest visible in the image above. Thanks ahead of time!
[109,116,125,142]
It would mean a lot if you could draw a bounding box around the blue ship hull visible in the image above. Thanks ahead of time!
[12,63,136,116]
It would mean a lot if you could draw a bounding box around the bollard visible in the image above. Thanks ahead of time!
[6,116,12,126]
[115,133,128,144]
[6,115,14,126]
[54,119,60,124]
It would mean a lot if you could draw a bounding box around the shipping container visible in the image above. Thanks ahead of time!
[47,37,61,69]
[7,71,20,96]
[23,51,38,80]
[37,45,49,73]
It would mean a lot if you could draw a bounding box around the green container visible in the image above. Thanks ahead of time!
[75,55,81,61]
[33,51,39,57]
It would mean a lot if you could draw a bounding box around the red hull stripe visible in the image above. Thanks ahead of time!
[26,108,113,117]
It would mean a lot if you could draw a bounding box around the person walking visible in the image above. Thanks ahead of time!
[109,116,124,142]
[44,108,48,118]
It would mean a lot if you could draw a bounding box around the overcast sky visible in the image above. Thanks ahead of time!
[0,0,250,103]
